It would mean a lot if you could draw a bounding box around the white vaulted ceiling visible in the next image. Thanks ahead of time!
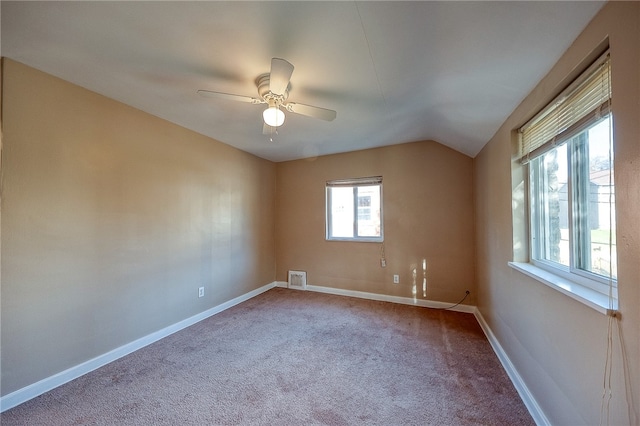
[1,1,604,162]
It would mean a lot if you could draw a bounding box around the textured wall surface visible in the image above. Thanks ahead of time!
[276,141,475,305]
[1,59,276,395]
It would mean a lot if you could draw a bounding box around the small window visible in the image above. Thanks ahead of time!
[519,51,615,295]
[326,176,383,242]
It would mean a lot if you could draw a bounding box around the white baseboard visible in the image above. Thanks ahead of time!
[298,283,476,314]
[473,309,550,426]
[3,280,546,426]
[0,281,278,413]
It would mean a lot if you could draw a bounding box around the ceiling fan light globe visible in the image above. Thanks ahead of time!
[263,106,285,127]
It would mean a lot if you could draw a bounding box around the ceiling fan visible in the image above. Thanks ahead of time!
[198,58,337,134]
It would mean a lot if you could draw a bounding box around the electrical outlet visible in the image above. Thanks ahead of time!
[198,287,204,298]
[393,274,399,284]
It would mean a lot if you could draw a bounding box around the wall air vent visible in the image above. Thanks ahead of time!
[287,270,307,290]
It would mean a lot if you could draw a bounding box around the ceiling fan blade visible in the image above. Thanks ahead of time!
[286,102,337,121]
[197,90,262,104]
[269,58,294,95]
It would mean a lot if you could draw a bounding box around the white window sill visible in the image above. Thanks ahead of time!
[508,262,618,316]
[326,238,384,243]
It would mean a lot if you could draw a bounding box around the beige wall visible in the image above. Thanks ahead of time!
[275,141,475,305]
[0,59,276,396]
[475,2,639,424]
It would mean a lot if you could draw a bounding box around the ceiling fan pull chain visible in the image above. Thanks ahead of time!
[268,123,279,142]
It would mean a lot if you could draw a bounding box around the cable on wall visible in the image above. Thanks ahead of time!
[599,63,615,424]
[598,60,636,426]
[430,291,470,311]
[379,243,386,268]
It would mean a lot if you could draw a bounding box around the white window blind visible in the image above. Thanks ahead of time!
[326,176,383,187]
[518,51,611,164]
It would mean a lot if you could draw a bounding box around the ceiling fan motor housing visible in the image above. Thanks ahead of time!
[256,73,290,104]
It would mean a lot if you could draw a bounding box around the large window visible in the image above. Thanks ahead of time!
[519,52,615,295]
[326,176,382,242]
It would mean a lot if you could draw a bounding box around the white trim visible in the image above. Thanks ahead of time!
[304,284,476,314]
[508,262,617,315]
[0,281,278,413]
[474,309,550,426]
[326,180,384,243]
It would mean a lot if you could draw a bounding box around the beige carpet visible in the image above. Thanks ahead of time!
[1,288,534,425]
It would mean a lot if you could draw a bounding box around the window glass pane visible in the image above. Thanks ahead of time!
[584,117,616,279]
[356,185,381,237]
[540,144,570,267]
[326,182,382,241]
[329,187,354,238]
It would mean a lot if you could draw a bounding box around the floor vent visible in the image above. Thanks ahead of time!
[288,270,307,290]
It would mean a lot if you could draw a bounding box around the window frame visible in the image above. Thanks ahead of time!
[528,119,616,296]
[325,176,383,243]
[514,49,617,310]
